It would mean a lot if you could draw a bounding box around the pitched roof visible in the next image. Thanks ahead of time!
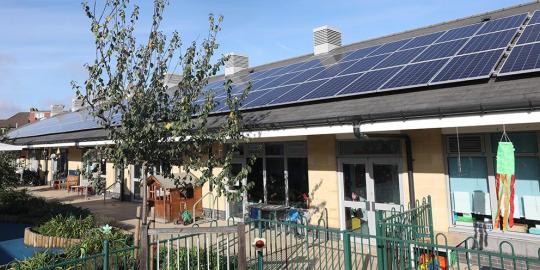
[0,112,29,129]
[6,2,540,144]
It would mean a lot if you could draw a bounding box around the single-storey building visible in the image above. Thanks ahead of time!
[4,1,540,255]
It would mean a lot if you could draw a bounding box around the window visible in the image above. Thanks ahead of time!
[288,157,309,208]
[237,142,309,208]
[446,132,540,233]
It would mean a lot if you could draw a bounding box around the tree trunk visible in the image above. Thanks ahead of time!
[139,165,149,270]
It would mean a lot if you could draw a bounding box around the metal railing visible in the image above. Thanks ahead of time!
[147,223,247,270]
[6,196,540,270]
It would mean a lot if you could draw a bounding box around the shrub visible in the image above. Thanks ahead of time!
[0,152,19,191]
[8,251,57,270]
[0,189,91,225]
[34,215,95,239]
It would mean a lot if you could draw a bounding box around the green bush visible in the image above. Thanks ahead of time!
[9,226,133,270]
[156,245,238,270]
[7,251,57,270]
[34,215,95,239]
[0,189,91,225]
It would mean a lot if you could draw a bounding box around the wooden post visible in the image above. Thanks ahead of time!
[134,206,141,247]
[237,222,247,270]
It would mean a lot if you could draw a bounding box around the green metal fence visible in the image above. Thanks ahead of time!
[5,195,540,269]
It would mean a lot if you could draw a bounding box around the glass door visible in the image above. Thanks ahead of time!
[339,157,402,234]
[228,160,246,221]
[131,165,142,201]
[340,158,370,235]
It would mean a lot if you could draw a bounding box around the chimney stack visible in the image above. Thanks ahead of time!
[225,53,249,76]
[71,98,83,112]
[313,25,342,55]
[50,104,65,117]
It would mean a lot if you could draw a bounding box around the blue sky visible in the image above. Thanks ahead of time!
[0,0,531,118]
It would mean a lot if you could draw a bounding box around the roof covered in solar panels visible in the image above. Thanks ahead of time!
[6,1,540,142]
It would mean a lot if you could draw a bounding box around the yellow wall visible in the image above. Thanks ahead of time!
[307,135,340,228]
[105,162,115,187]
[67,147,83,171]
[406,129,450,232]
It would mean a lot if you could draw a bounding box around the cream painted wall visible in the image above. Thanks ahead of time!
[67,147,83,171]
[405,129,450,232]
[307,135,340,228]
[106,162,115,187]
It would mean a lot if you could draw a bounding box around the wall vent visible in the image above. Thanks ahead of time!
[447,135,483,153]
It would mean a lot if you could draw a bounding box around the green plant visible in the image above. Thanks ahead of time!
[0,151,18,191]
[34,215,95,239]
[21,169,39,186]
[0,189,91,225]
[64,226,132,258]
[156,245,237,270]
[8,251,57,270]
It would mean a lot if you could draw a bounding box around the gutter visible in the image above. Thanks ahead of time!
[353,121,416,207]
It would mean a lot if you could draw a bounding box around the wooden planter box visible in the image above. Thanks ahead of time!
[23,227,81,248]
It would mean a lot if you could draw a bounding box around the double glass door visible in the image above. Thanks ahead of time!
[339,158,402,234]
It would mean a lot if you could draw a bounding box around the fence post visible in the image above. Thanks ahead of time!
[237,222,247,270]
[343,231,353,270]
[257,218,263,270]
[427,196,434,243]
[103,239,109,270]
[140,224,149,270]
[375,211,386,270]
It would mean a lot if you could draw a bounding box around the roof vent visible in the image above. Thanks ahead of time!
[225,53,249,76]
[71,98,83,112]
[313,25,342,55]
[50,104,65,117]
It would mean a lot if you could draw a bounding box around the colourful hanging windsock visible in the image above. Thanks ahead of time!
[494,141,515,230]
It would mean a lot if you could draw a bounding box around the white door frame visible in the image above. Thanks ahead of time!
[226,158,247,221]
[338,157,404,233]
[130,164,142,201]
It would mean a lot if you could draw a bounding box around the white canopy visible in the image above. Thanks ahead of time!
[0,143,24,152]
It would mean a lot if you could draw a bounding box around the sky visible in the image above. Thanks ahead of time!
[0,0,532,118]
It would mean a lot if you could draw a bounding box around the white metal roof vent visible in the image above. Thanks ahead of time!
[225,53,249,76]
[71,98,84,112]
[313,25,342,55]
[50,104,65,117]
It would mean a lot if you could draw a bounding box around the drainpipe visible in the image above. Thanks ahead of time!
[353,121,416,207]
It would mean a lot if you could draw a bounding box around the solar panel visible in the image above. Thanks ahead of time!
[340,54,389,75]
[477,13,527,35]
[458,28,517,54]
[287,59,324,73]
[517,23,540,45]
[381,59,448,90]
[241,90,268,107]
[259,71,303,89]
[374,46,426,69]
[243,84,299,108]
[437,23,483,43]
[413,39,467,62]
[431,49,504,83]
[368,38,412,56]
[400,31,445,50]
[251,76,282,90]
[529,10,540,26]
[309,61,358,81]
[337,66,402,95]
[341,46,381,62]
[285,66,326,85]
[301,74,361,100]
[499,42,540,75]
[270,80,328,105]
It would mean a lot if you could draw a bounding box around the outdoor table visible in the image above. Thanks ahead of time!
[248,203,290,220]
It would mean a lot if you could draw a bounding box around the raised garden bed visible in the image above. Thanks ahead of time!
[23,227,80,248]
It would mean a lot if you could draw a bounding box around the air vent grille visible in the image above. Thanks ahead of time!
[447,135,483,153]
[314,28,342,47]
